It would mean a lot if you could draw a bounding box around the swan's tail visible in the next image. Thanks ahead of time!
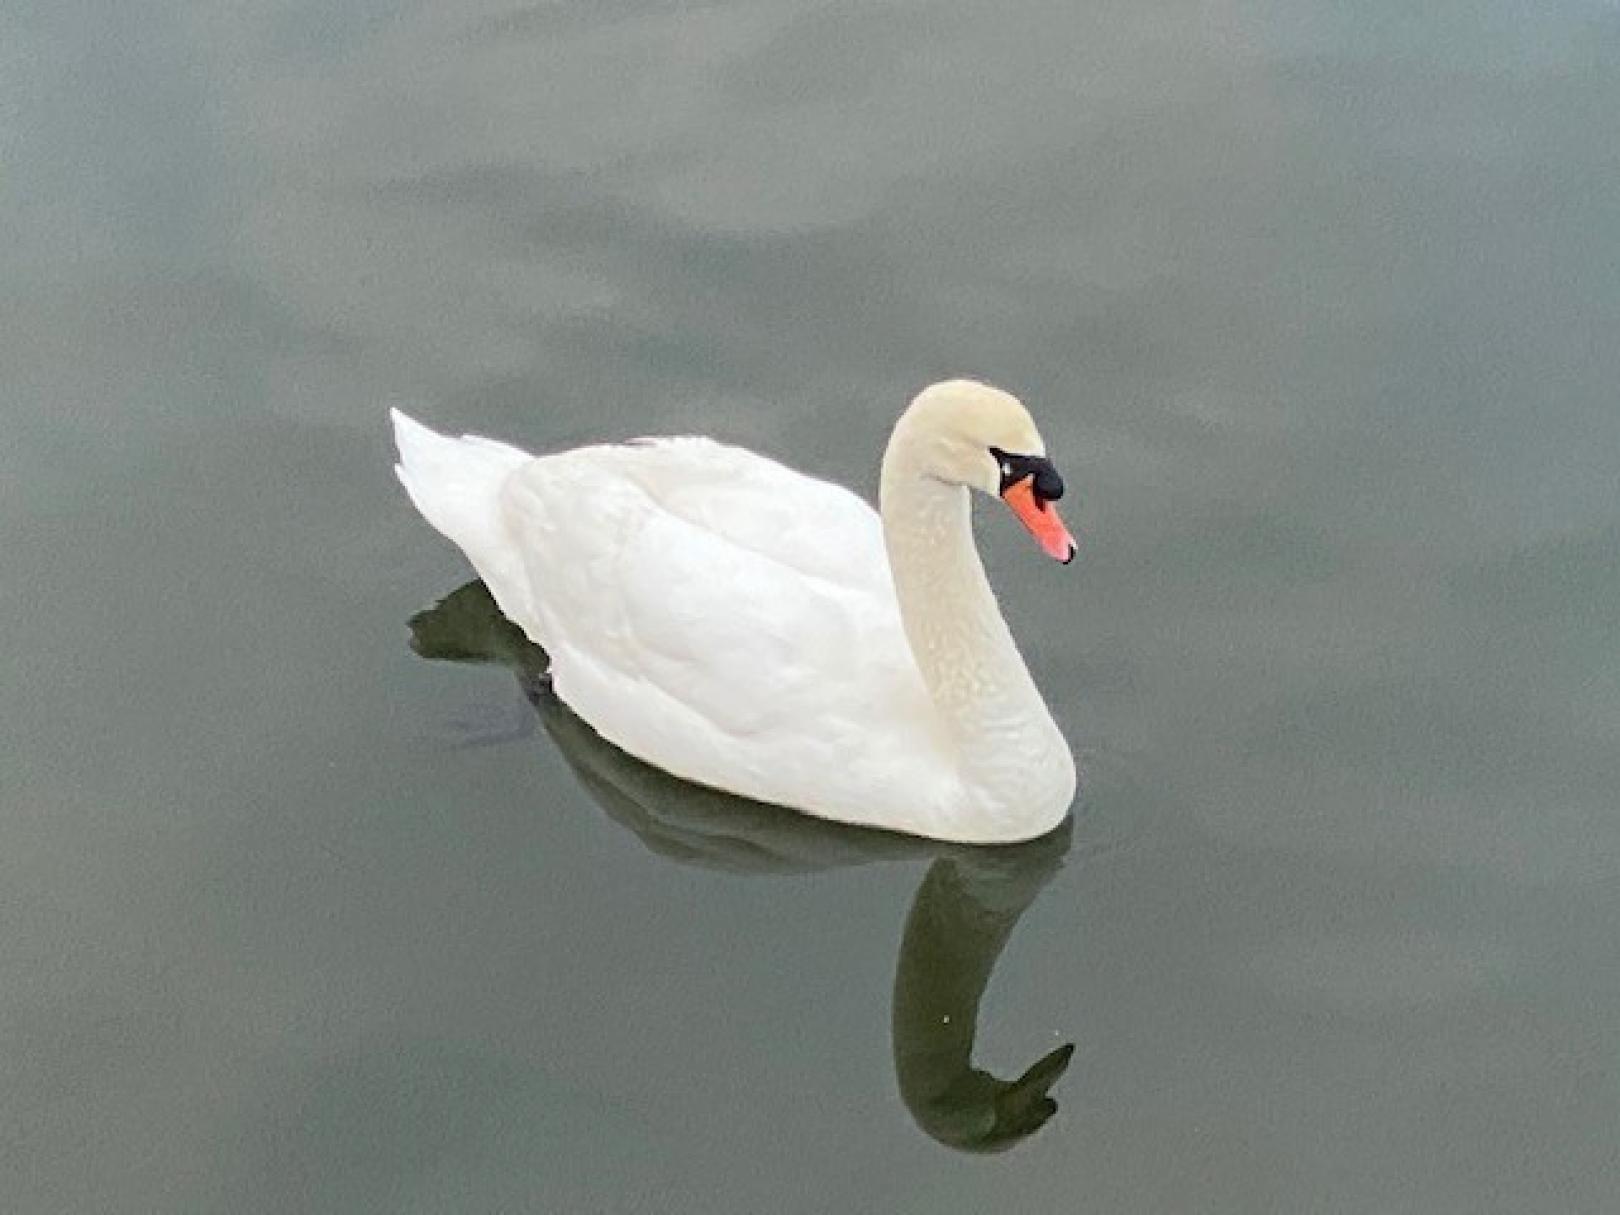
[391,408,536,628]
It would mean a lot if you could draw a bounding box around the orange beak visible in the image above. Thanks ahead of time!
[1001,477,1077,564]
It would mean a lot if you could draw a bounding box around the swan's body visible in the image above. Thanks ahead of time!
[393,380,1077,843]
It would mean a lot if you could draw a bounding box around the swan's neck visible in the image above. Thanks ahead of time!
[880,439,1074,839]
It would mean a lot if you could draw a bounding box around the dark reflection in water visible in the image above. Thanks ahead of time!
[410,580,1075,1151]
[891,844,1074,1152]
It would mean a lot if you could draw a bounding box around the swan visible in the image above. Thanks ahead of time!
[392,378,1079,844]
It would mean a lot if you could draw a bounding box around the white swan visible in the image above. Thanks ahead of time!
[392,379,1078,844]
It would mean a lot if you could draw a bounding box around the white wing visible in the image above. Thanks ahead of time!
[495,438,955,830]
[393,412,961,833]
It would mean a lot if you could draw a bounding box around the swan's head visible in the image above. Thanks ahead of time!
[895,379,1077,563]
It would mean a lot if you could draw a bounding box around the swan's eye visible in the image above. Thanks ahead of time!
[989,446,1020,491]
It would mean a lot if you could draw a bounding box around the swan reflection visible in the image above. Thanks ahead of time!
[409,580,1075,1151]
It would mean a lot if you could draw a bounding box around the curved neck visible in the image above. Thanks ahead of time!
[880,428,1072,837]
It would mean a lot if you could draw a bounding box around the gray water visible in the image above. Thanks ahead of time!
[5,2,1619,1211]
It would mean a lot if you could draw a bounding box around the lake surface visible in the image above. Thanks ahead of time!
[5,2,1619,1210]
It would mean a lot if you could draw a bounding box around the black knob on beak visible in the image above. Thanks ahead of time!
[990,447,1066,504]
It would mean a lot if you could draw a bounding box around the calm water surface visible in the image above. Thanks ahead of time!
[5,2,1619,1211]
